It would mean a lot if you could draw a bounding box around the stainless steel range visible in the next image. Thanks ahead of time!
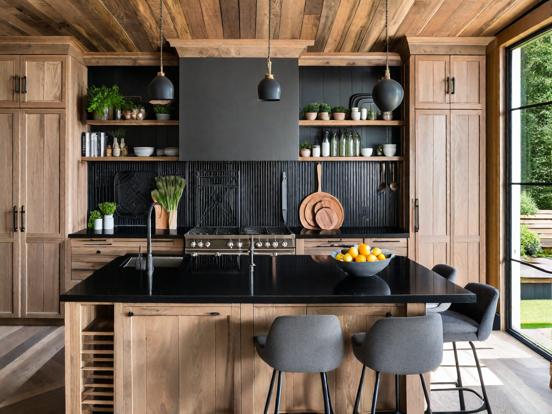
[185,226,295,256]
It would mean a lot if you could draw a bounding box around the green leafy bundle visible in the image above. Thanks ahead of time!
[98,202,117,216]
[332,106,349,113]
[88,210,101,229]
[319,103,331,113]
[153,104,171,114]
[151,176,186,212]
[303,102,320,113]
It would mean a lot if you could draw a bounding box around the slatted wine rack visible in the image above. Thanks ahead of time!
[81,319,115,413]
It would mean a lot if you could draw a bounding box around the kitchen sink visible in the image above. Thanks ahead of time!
[122,256,184,269]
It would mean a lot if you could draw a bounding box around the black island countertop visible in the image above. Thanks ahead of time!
[61,254,474,304]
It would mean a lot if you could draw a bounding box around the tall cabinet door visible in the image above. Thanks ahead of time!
[414,56,449,109]
[118,305,240,414]
[20,110,64,317]
[0,111,20,317]
[450,56,485,109]
[19,56,66,108]
[414,110,450,269]
[450,111,485,285]
[0,56,20,108]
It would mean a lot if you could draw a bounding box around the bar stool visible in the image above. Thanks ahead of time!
[427,264,458,313]
[254,315,344,414]
[432,283,499,414]
[351,314,443,414]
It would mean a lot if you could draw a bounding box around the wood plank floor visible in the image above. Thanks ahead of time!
[0,327,549,413]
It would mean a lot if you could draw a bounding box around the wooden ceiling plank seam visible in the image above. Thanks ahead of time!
[440,0,492,37]
[304,0,325,15]
[339,0,374,52]
[220,0,241,38]
[1,0,61,36]
[145,0,179,41]
[0,1,44,36]
[371,0,416,51]
[239,0,257,38]
[312,0,342,51]
[352,0,381,51]
[123,0,163,50]
[180,0,208,38]
[455,0,502,36]
[270,0,283,39]
[255,0,268,38]
[357,0,385,52]
[481,0,540,36]
[279,0,306,39]
[300,13,322,40]
[324,0,361,52]
[88,0,140,51]
[0,20,26,36]
[199,0,224,38]
[418,0,465,37]
[163,0,192,39]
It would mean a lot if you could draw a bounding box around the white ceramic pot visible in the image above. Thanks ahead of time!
[300,148,311,157]
[312,145,321,157]
[156,113,170,121]
[93,218,103,231]
[382,111,393,120]
[361,148,373,157]
[332,112,346,121]
[360,108,368,120]
[383,144,397,157]
[103,215,114,230]
[318,112,330,121]
[351,111,361,121]
[304,112,317,120]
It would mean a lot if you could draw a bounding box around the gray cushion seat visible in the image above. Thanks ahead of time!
[441,310,479,342]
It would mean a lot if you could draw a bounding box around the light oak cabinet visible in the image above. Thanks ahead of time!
[296,238,408,256]
[0,55,65,108]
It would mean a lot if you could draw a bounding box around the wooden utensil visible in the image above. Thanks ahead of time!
[314,198,345,228]
[315,207,339,230]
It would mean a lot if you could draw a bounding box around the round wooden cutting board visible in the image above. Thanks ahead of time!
[315,207,339,230]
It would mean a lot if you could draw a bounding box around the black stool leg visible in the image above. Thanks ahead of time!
[469,341,493,414]
[371,371,381,414]
[419,374,432,414]
[264,369,277,414]
[453,342,466,411]
[324,372,335,414]
[353,365,366,414]
[274,371,283,414]
[321,372,331,414]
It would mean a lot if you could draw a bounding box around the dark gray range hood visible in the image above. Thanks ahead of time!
[179,58,299,161]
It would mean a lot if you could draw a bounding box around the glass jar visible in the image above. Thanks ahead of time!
[339,130,347,157]
[331,131,339,157]
[353,131,361,157]
[346,131,354,157]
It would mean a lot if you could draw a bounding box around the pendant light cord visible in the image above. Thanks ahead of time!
[267,0,272,76]
[385,0,389,77]
[159,0,164,74]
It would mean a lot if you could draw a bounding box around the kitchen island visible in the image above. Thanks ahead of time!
[62,254,474,414]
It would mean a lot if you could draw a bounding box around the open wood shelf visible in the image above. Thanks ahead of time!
[299,120,404,127]
[81,156,178,162]
[86,120,179,126]
[298,156,403,162]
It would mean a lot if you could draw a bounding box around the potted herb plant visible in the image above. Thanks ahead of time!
[300,142,311,158]
[318,103,331,120]
[153,104,171,121]
[98,202,117,230]
[303,103,320,121]
[151,176,186,230]
[87,85,111,120]
[88,210,102,231]
[332,106,348,121]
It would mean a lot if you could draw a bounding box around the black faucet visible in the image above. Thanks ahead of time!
[146,202,159,294]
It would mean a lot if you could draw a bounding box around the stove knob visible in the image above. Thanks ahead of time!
[281,241,288,247]
[255,241,263,248]
[264,241,271,248]
[272,241,279,248]
[237,241,243,248]
[197,241,204,248]
[204,241,211,248]
[190,241,197,248]
[227,241,234,248]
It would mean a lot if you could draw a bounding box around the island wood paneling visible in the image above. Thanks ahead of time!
[0,1,539,53]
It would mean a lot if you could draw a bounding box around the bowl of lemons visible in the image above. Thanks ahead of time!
[331,244,395,277]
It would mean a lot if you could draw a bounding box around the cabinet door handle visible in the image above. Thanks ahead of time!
[22,76,27,94]
[414,199,419,233]
[14,76,20,94]
[127,311,134,317]
[20,205,25,232]
[13,205,18,232]
[445,76,450,94]
[208,312,221,316]
[450,77,455,94]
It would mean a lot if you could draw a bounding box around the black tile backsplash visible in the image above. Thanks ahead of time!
[88,161,403,228]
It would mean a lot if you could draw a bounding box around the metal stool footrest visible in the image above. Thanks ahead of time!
[430,386,487,414]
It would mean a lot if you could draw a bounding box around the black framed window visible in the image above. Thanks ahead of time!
[506,26,552,359]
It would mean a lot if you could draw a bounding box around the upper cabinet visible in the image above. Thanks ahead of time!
[0,55,66,109]
[414,55,484,110]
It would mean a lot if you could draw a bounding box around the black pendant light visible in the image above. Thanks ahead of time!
[372,0,404,112]
[257,0,281,101]
[148,0,174,104]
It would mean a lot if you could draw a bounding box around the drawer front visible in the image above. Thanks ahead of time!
[71,238,184,281]
[364,238,408,256]
[299,238,364,256]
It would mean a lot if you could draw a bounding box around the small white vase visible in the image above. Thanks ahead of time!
[103,215,114,230]
[168,211,178,230]
[93,218,103,231]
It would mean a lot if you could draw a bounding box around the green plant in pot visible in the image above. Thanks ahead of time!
[87,85,111,120]
[151,176,186,230]
[110,87,127,120]
[88,210,102,231]
[303,102,320,121]
[299,142,312,158]
[318,103,331,120]
[98,202,117,231]
[332,106,349,121]
[153,104,171,121]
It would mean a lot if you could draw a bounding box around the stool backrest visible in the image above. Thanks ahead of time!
[264,315,344,373]
[449,283,499,341]
[432,264,457,283]
[358,314,443,375]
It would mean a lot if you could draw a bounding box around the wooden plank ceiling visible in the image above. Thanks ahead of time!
[0,0,541,53]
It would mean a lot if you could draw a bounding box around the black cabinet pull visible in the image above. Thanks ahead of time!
[22,76,27,94]
[20,205,25,232]
[450,77,455,94]
[445,76,449,94]
[14,76,20,94]
[128,311,134,317]
[12,205,18,232]
[208,312,220,316]
[414,199,419,233]
[96,250,101,254]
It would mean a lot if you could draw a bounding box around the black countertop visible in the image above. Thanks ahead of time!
[68,226,408,239]
[60,254,474,304]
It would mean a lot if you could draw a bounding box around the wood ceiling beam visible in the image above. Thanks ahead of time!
[200,0,224,38]
[168,38,314,57]
[164,0,192,39]
[239,0,257,38]
[180,0,207,38]
[481,0,539,36]
[370,0,415,51]
[299,51,402,66]
[324,0,361,52]
[83,52,178,66]
[299,0,323,42]
[279,0,306,39]
[220,0,241,38]
[312,0,340,51]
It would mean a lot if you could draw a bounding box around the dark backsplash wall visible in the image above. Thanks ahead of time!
[88,161,403,228]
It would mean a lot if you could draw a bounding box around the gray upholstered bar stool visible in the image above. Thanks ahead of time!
[427,264,458,313]
[432,283,499,414]
[254,315,345,414]
[351,314,443,414]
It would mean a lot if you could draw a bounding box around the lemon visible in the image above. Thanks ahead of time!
[335,253,345,261]
[348,246,359,258]
[367,254,378,262]
[377,253,386,261]
[371,247,382,256]
[355,254,367,263]
[343,253,353,262]
[358,244,371,256]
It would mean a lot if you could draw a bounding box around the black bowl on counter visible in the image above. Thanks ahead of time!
[330,248,395,277]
